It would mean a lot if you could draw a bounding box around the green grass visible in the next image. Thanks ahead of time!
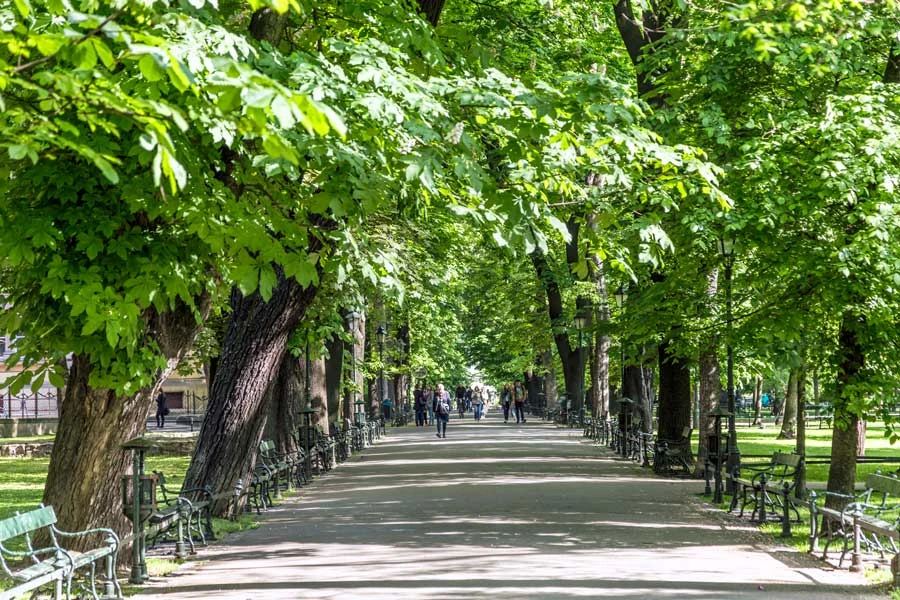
[0,435,55,444]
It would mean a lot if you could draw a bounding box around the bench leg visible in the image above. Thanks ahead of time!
[850,514,862,572]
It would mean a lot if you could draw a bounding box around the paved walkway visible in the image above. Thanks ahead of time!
[134,411,883,599]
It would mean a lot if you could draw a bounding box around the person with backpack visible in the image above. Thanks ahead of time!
[513,380,526,424]
[434,383,451,438]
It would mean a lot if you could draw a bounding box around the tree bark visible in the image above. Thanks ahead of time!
[826,312,865,506]
[696,341,721,477]
[343,311,366,423]
[325,335,344,427]
[309,356,329,434]
[796,366,807,498]
[265,356,302,455]
[590,255,611,419]
[542,351,558,409]
[182,273,317,513]
[416,0,446,27]
[779,368,799,439]
[753,375,763,426]
[656,339,691,441]
[44,298,208,544]
[530,220,588,416]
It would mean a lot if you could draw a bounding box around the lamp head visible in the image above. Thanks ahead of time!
[613,285,628,308]
[376,324,386,343]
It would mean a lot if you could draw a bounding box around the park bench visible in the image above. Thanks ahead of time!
[0,505,121,600]
[728,451,801,522]
[652,426,693,475]
[150,471,214,554]
[258,439,300,497]
[809,472,900,579]
[805,404,833,429]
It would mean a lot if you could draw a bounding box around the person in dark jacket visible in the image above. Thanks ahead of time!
[155,391,168,428]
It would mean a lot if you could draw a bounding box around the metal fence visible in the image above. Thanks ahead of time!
[0,390,60,419]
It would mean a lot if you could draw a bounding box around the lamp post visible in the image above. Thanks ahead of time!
[718,236,740,491]
[376,324,386,422]
[574,308,589,426]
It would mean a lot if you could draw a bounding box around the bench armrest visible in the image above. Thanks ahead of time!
[53,525,120,549]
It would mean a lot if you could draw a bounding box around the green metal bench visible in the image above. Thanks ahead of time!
[729,451,801,522]
[810,472,900,581]
[0,505,121,600]
[151,471,214,554]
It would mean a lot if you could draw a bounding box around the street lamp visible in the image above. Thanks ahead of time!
[717,235,741,490]
[574,307,590,425]
[376,324,386,422]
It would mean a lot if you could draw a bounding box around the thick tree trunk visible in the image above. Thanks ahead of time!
[343,311,366,423]
[656,339,692,441]
[826,312,865,507]
[619,362,654,432]
[266,356,302,455]
[325,335,344,427]
[44,298,207,544]
[308,356,329,434]
[542,351,558,409]
[182,275,317,514]
[779,368,799,439]
[696,342,721,476]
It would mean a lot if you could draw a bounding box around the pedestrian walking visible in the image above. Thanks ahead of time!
[425,385,435,425]
[155,391,168,428]
[513,380,526,424]
[414,385,427,426]
[501,383,512,423]
[472,385,485,421]
[434,383,451,438]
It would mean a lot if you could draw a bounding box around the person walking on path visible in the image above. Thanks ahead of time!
[472,385,486,421]
[501,383,512,423]
[155,391,168,428]
[414,385,427,426]
[434,383,451,438]
[425,385,435,425]
[513,380,526,424]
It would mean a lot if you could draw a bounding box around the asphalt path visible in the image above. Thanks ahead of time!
[133,410,884,599]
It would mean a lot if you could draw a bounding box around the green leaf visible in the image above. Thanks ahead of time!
[139,55,165,82]
[92,156,120,184]
[12,0,31,18]
[36,35,66,57]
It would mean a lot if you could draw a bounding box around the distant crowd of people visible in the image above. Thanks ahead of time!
[412,379,530,439]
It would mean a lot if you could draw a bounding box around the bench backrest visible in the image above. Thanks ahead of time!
[0,506,56,544]
[863,473,900,506]
[259,439,275,457]
[768,452,800,482]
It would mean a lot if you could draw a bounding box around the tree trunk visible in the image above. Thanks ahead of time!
[753,375,763,426]
[265,356,302,455]
[696,342,721,477]
[44,297,208,544]
[656,339,692,441]
[779,368,799,439]
[182,275,317,514]
[826,312,865,507]
[416,0,446,26]
[542,351,558,409]
[309,356,329,434]
[343,311,366,423]
[796,366,807,498]
[530,220,588,416]
[325,335,344,427]
[590,255,611,419]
